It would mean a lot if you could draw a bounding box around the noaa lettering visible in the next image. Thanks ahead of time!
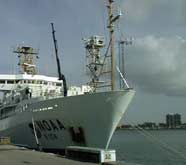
[56,119,65,130]
[49,120,58,130]
[42,120,52,131]
[36,121,46,131]
[28,123,42,138]
[34,119,65,132]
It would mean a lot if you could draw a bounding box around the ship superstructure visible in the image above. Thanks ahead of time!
[0,0,135,151]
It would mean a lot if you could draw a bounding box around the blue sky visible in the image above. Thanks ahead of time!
[0,0,186,123]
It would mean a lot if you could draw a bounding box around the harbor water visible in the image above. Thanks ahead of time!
[109,130,186,165]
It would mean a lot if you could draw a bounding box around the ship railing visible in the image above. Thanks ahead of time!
[31,89,63,98]
[0,104,17,120]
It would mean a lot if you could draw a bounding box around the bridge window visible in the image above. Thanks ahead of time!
[15,80,21,84]
[38,81,42,84]
[0,80,5,84]
[7,80,14,84]
[28,80,34,84]
[56,83,61,87]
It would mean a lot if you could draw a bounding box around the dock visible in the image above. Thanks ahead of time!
[0,144,143,165]
[0,145,96,165]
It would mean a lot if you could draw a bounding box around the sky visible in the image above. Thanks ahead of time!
[0,0,186,124]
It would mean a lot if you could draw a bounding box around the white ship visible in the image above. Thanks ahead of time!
[0,1,135,152]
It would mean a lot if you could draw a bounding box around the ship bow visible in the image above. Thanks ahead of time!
[76,89,135,149]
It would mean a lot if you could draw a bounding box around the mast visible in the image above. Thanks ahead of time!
[84,1,121,91]
[51,23,67,96]
[107,0,121,91]
[85,36,105,91]
[13,46,39,75]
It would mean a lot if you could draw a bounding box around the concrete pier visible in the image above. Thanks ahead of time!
[0,145,141,165]
[0,145,95,165]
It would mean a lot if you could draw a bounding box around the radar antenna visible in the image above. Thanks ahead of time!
[84,36,105,90]
[13,46,39,75]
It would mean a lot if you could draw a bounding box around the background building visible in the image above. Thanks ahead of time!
[166,113,181,128]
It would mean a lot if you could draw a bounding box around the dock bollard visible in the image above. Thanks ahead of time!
[66,146,116,163]
[0,137,11,145]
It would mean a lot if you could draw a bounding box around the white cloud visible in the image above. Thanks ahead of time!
[121,0,186,25]
[121,0,162,22]
[127,35,186,96]
[121,0,156,22]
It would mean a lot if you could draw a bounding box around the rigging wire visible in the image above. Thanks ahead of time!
[99,0,108,43]
[98,38,111,78]
[32,116,42,151]
[114,5,186,162]
[115,4,125,41]
[123,118,186,161]
[116,19,125,40]
[116,65,130,88]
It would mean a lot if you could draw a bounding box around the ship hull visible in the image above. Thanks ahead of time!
[0,89,135,151]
